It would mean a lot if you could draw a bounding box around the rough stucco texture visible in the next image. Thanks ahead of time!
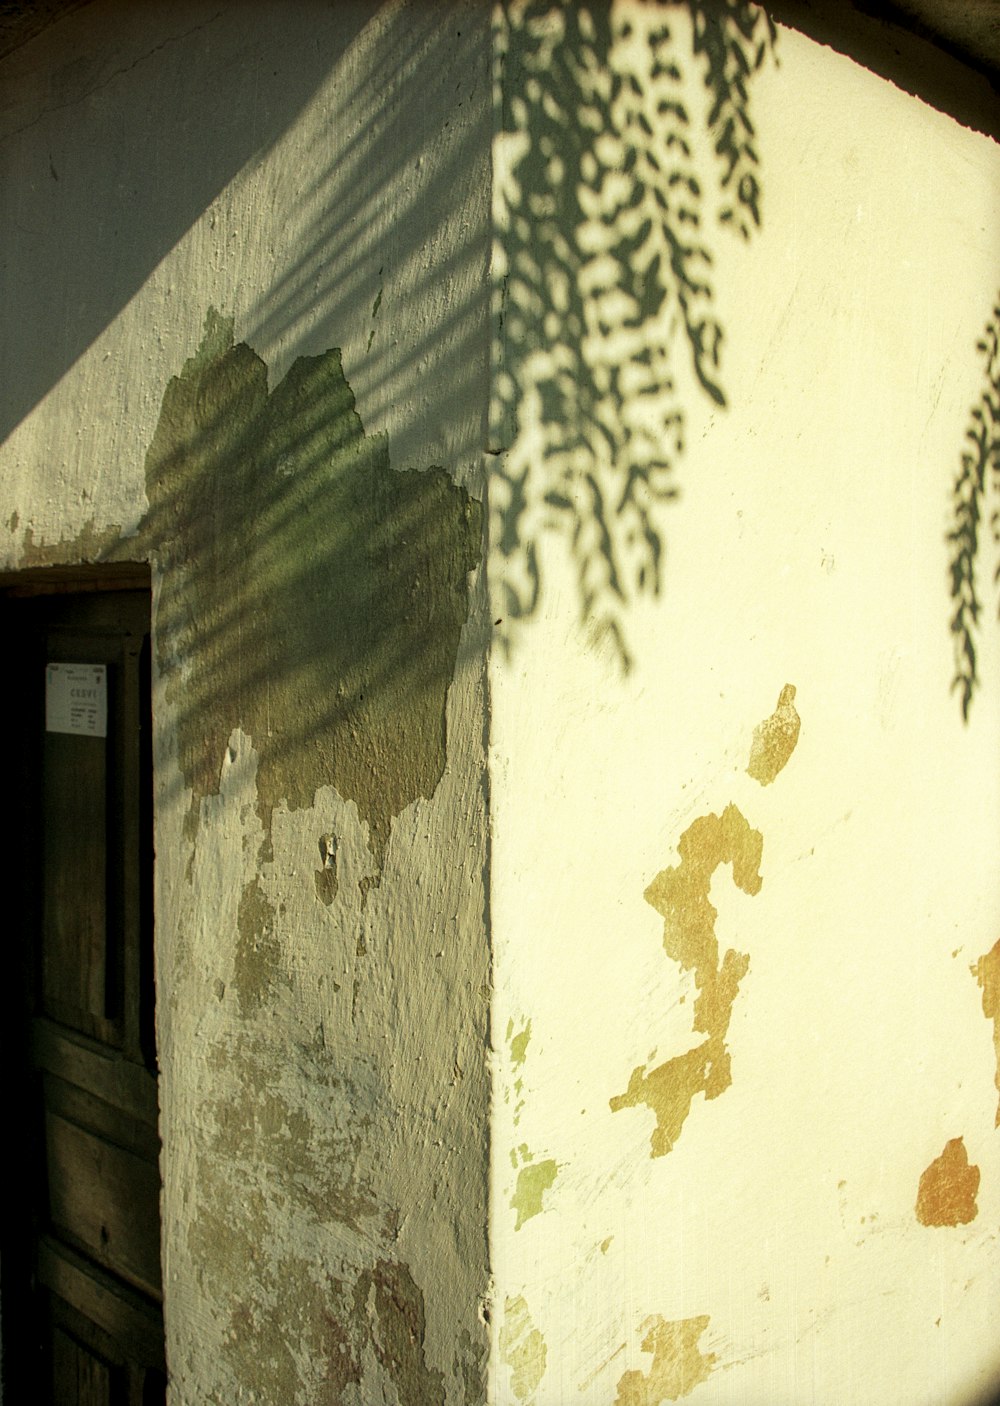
[141,308,482,874]
[148,313,490,1402]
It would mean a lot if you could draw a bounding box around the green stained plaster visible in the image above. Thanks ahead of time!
[511,1158,557,1230]
[500,1295,547,1403]
[142,309,482,875]
[509,1020,531,1068]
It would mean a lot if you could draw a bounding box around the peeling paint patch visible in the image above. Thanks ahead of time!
[314,832,339,907]
[455,1326,487,1406]
[511,1154,558,1230]
[234,876,283,1015]
[611,804,762,1156]
[141,309,482,876]
[916,1137,980,1227]
[747,683,800,785]
[500,1294,547,1402]
[200,1043,381,1235]
[615,1316,717,1404]
[509,1018,531,1067]
[19,517,130,568]
[505,1016,531,1127]
[974,938,1000,1125]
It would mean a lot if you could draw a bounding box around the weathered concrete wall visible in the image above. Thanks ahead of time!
[0,3,491,1402]
[490,7,1000,1405]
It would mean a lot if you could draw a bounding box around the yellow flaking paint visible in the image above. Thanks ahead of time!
[747,684,800,785]
[614,1316,717,1405]
[511,1158,558,1230]
[973,938,1000,1126]
[915,1137,980,1227]
[500,1295,547,1403]
[610,804,762,1156]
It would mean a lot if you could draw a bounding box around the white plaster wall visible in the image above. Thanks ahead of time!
[1,3,492,1402]
[490,18,1000,1406]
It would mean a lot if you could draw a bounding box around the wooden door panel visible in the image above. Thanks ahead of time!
[40,1238,165,1374]
[45,1111,162,1297]
[33,1020,158,1127]
[0,579,163,1404]
[51,1326,122,1406]
[42,727,109,1026]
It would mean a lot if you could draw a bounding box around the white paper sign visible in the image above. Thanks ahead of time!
[46,663,107,737]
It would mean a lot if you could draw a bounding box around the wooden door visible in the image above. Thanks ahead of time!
[0,577,165,1404]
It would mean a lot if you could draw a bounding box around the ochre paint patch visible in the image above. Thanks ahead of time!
[915,1137,980,1227]
[614,1316,717,1404]
[511,1158,558,1230]
[974,938,1000,1126]
[747,683,800,785]
[140,309,481,876]
[500,1295,547,1403]
[610,804,762,1156]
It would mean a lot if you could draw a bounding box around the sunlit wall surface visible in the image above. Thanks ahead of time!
[490,8,1000,1405]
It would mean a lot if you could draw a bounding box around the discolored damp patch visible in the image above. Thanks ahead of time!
[322,1309,362,1399]
[611,804,762,1157]
[354,1260,446,1406]
[18,517,130,568]
[973,938,1000,1126]
[615,1316,717,1404]
[916,1137,980,1227]
[139,309,482,878]
[500,1294,547,1403]
[511,1155,558,1230]
[225,1293,303,1402]
[747,683,800,786]
[234,877,284,1015]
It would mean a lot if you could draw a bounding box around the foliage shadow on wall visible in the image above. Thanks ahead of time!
[238,3,491,485]
[492,0,775,667]
[948,296,1000,720]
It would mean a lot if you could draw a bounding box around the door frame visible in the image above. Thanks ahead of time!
[0,562,164,1402]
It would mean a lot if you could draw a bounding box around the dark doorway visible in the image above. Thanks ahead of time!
[0,567,165,1404]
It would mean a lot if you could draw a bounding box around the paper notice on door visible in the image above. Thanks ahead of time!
[46,662,107,737]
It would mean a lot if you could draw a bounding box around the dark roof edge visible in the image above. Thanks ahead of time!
[0,0,92,63]
[764,0,1000,144]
